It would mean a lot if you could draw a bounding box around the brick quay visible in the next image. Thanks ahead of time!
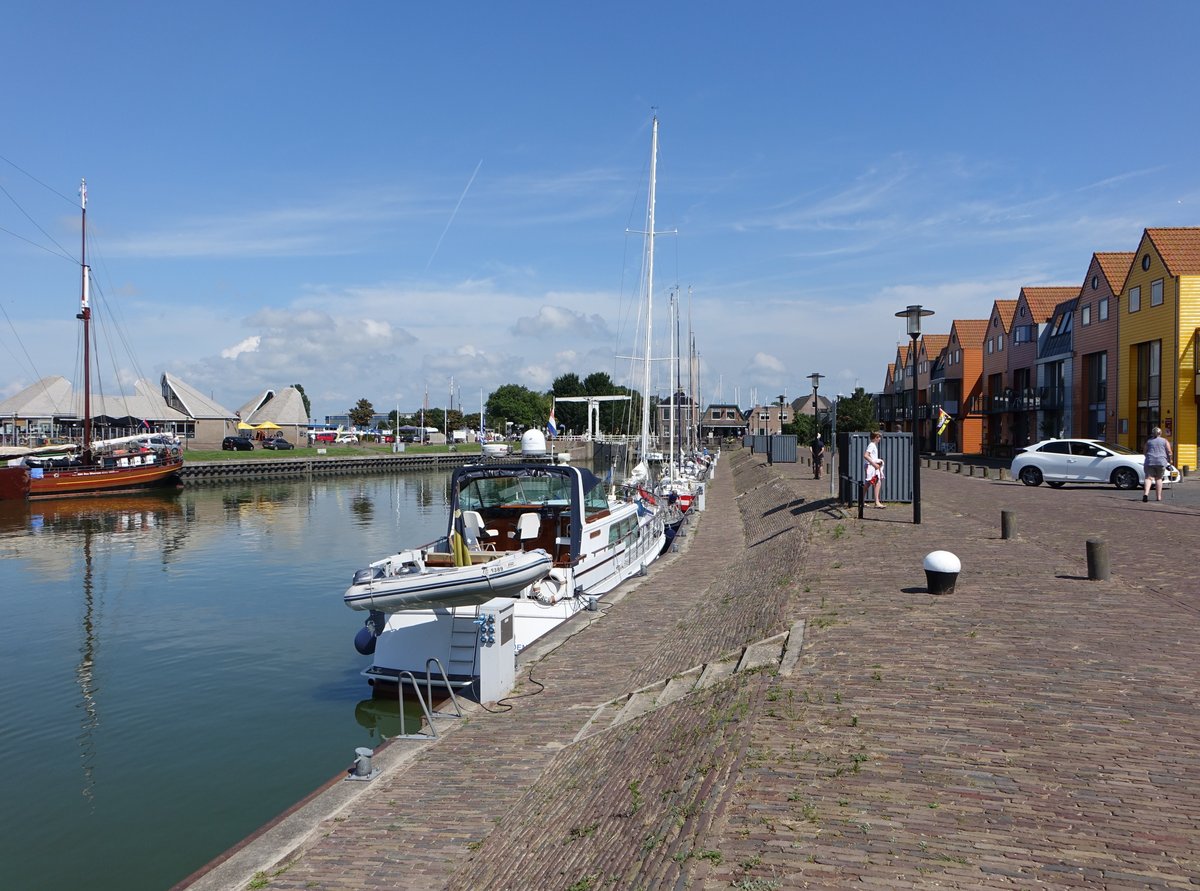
[179,446,1199,890]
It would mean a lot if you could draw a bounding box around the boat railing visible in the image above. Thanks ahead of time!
[391,659,463,740]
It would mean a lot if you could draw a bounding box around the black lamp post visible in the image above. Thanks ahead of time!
[807,372,824,436]
[895,304,934,524]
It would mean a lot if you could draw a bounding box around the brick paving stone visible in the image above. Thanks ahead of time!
[191,448,1200,891]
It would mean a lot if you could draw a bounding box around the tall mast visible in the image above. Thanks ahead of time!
[639,116,658,461]
[78,179,92,458]
[668,289,677,480]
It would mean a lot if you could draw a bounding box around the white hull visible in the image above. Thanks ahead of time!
[351,462,665,689]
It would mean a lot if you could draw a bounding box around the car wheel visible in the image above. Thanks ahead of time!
[1018,466,1043,487]
[1112,467,1139,490]
[1047,481,1066,488]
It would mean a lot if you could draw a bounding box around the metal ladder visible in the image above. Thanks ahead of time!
[392,658,463,740]
[446,607,480,678]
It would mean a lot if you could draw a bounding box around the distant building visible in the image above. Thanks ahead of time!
[699,403,746,440]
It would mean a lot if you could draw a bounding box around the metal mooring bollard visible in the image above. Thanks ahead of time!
[1086,539,1110,581]
[1001,510,1016,540]
[347,746,379,781]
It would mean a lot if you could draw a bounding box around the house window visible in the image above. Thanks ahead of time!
[1085,351,1107,439]
[1151,278,1163,306]
[1099,297,1109,321]
[1013,324,1035,343]
[1129,286,1141,313]
[987,339,994,354]
[1136,340,1161,444]
[1081,304,1091,326]
[998,333,1005,351]
[956,350,961,364]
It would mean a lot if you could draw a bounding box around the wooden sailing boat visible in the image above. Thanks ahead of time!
[20,181,183,499]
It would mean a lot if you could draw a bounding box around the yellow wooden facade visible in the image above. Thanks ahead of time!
[1116,232,1200,470]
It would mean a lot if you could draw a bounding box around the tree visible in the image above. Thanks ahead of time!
[292,384,312,422]
[582,371,638,435]
[551,373,587,436]
[833,387,877,436]
[486,384,551,432]
[348,398,375,428]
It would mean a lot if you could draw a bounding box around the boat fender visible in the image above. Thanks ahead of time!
[354,610,385,655]
[353,625,377,655]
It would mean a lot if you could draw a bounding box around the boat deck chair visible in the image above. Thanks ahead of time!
[462,510,498,550]
[513,512,541,551]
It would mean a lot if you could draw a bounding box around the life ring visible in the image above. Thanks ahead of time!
[169,446,180,458]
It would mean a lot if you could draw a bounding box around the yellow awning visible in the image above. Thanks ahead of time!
[236,421,254,430]
[255,421,282,429]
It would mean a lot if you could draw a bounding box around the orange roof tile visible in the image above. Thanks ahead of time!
[1092,252,1134,294]
[991,299,1018,332]
[920,334,950,358]
[1145,228,1200,276]
[950,319,988,348]
[1021,287,1077,322]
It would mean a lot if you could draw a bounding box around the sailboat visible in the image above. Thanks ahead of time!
[2,181,184,500]
[346,119,671,692]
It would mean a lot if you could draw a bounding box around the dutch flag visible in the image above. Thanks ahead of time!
[547,407,558,438]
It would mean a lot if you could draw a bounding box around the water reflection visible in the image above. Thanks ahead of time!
[0,473,456,891]
[352,697,430,741]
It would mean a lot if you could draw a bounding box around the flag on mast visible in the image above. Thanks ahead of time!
[936,406,951,435]
[547,406,558,438]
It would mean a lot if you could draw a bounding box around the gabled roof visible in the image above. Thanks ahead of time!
[0,375,74,417]
[1020,287,1077,323]
[949,319,988,349]
[1145,228,1200,276]
[237,389,274,420]
[94,380,189,422]
[162,372,235,419]
[989,299,1019,333]
[244,386,309,426]
[919,334,950,360]
[0,375,190,422]
[1090,252,1134,295]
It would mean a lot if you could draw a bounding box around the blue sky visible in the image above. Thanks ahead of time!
[3,1,1200,420]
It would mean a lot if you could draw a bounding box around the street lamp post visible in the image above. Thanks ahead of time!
[808,372,824,480]
[895,304,935,524]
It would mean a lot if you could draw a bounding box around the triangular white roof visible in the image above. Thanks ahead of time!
[0,375,76,418]
[245,387,308,426]
[237,389,274,420]
[161,372,235,419]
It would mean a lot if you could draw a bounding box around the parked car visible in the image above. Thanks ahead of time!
[222,436,254,451]
[311,432,336,443]
[335,434,358,443]
[262,437,294,450]
[1010,438,1179,489]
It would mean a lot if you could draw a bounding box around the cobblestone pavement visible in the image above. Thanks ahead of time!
[192,449,1200,890]
[700,458,1200,890]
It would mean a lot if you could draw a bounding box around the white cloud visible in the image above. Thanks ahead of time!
[221,336,261,359]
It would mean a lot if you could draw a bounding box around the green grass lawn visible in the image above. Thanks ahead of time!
[182,443,484,462]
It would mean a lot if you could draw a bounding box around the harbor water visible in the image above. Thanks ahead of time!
[0,472,454,890]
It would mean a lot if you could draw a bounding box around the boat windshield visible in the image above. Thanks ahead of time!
[583,478,608,516]
[460,474,573,509]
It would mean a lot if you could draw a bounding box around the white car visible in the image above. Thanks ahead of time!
[1010,438,1179,490]
[335,434,358,443]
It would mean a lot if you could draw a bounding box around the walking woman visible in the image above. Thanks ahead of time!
[1142,426,1172,503]
[864,431,885,508]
